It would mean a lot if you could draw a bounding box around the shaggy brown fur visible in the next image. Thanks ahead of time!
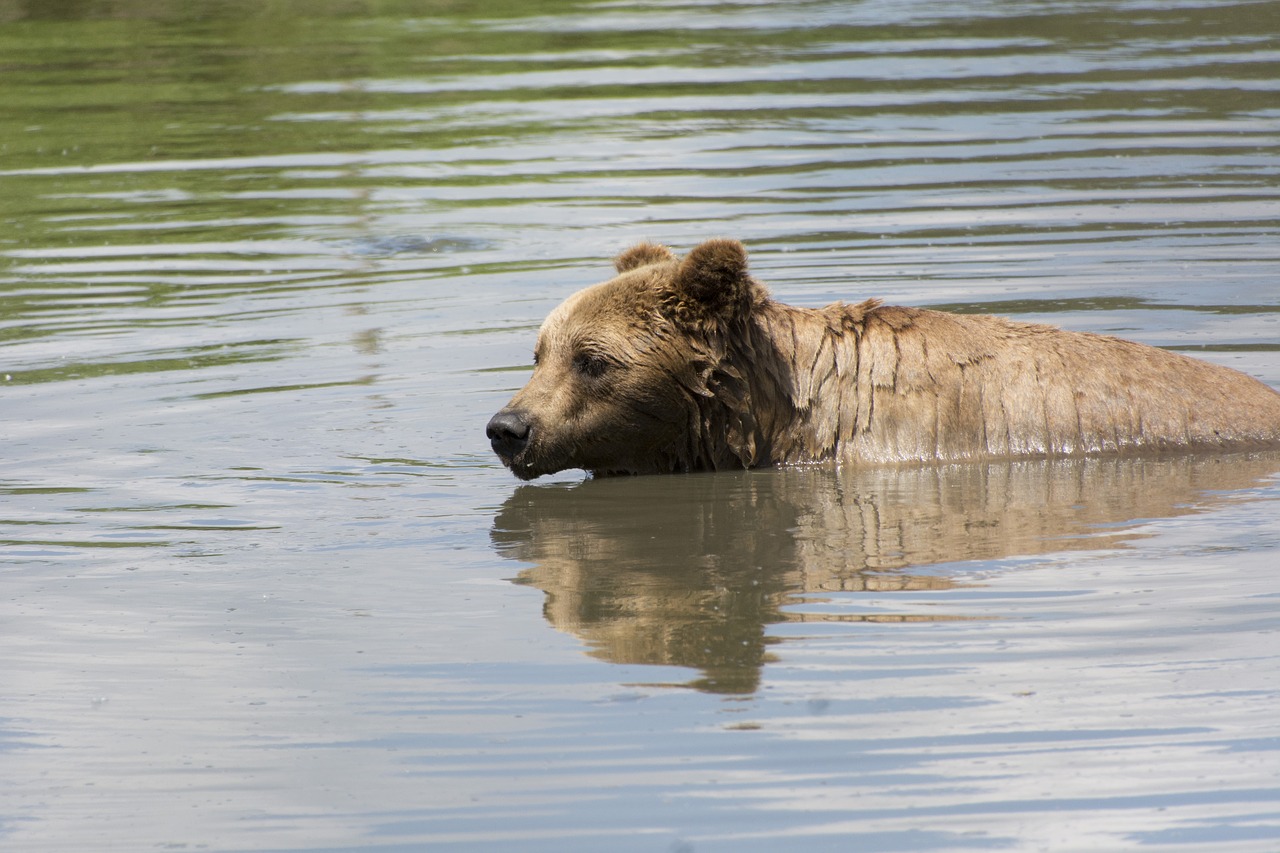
[487,239,1280,479]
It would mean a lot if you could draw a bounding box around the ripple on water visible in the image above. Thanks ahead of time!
[1,1,1279,851]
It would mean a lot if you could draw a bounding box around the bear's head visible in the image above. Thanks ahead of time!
[487,239,769,479]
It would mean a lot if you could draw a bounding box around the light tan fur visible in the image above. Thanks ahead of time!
[487,239,1280,478]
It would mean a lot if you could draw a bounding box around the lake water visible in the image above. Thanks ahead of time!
[3,1,1280,850]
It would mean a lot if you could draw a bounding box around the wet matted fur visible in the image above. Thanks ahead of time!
[487,239,1280,479]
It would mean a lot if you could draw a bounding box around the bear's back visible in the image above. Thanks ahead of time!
[839,306,1280,463]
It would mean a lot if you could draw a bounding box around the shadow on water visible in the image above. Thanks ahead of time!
[492,451,1280,694]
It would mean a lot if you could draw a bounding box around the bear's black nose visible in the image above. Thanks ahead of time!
[486,410,531,459]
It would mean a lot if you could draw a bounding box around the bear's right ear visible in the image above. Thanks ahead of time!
[614,242,676,273]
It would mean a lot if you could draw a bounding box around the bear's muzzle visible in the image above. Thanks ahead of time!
[487,409,532,464]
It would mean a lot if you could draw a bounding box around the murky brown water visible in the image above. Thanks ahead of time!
[3,1,1280,850]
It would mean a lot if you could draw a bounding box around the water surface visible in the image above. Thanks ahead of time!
[3,1,1280,850]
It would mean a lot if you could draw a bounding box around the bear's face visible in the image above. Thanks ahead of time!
[487,240,760,479]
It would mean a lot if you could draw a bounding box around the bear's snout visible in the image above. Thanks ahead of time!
[487,410,532,461]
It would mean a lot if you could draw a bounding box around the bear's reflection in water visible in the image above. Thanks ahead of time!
[490,452,1279,694]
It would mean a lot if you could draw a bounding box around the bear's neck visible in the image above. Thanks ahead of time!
[725,298,878,466]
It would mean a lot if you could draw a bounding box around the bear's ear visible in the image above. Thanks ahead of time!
[671,239,752,320]
[614,242,675,273]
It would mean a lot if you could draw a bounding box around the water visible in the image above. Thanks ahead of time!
[3,0,1279,850]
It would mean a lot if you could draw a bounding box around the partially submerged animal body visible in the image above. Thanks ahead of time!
[487,239,1280,479]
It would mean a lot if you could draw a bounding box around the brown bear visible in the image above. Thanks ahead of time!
[487,239,1280,479]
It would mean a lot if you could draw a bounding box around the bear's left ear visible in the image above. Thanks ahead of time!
[671,239,752,320]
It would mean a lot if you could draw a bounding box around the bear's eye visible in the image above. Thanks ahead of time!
[572,351,611,379]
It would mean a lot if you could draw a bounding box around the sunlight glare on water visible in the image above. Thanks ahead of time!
[2,0,1280,850]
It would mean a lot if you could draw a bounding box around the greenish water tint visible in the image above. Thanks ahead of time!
[3,1,1280,850]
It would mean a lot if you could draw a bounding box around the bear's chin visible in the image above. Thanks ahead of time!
[499,435,663,478]
[501,453,658,480]
[504,457,552,481]
[497,448,571,481]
